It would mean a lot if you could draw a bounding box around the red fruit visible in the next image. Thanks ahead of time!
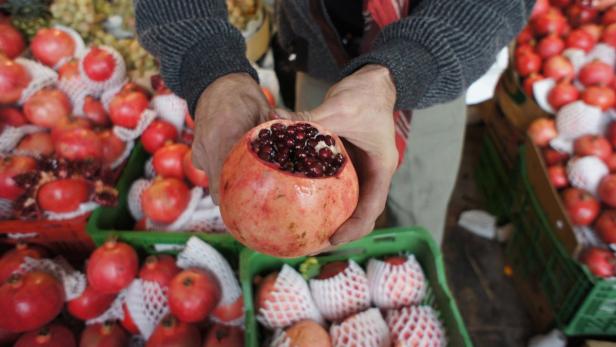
[54,127,103,161]
[37,178,91,213]
[603,23,616,47]
[99,130,126,167]
[547,81,579,109]
[582,86,616,110]
[523,73,544,96]
[141,120,178,154]
[0,271,65,333]
[517,26,534,45]
[67,285,116,320]
[537,34,565,58]
[548,165,569,189]
[58,59,79,80]
[531,8,567,36]
[183,149,209,188]
[574,135,613,161]
[211,296,244,324]
[531,0,549,18]
[385,255,408,265]
[543,55,574,80]
[17,132,54,156]
[220,120,359,257]
[0,22,24,59]
[139,254,181,287]
[142,177,191,224]
[82,47,116,82]
[87,239,139,294]
[146,315,200,347]
[596,210,616,244]
[608,122,616,148]
[562,188,600,226]
[0,243,47,283]
[565,29,596,52]
[581,247,616,278]
[168,269,221,323]
[580,24,602,42]
[566,4,598,27]
[152,143,190,179]
[109,90,149,129]
[579,60,614,87]
[606,153,616,172]
[15,324,76,347]
[515,44,536,59]
[0,328,19,346]
[120,304,139,335]
[515,51,542,77]
[51,118,91,142]
[79,322,128,347]
[31,28,76,68]
[203,324,244,347]
[316,261,348,280]
[0,155,36,200]
[527,118,557,147]
[604,6,616,25]
[549,0,570,7]
[255,272,277,313]
[24,88,71,129]
[0,106,27,126]
[83,96,109,126]
[600,175,616,208]
[279,320,332,347]
[0,59,30,105]
[543,148,569,165]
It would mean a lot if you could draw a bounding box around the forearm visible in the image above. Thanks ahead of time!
[134,0,258,114]
[343,0,535,110]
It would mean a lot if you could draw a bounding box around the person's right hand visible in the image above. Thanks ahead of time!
[191,72,271,203]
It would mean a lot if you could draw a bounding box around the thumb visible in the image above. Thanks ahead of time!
[274,108,311,122]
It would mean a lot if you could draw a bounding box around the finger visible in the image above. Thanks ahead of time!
[274,108,311,122]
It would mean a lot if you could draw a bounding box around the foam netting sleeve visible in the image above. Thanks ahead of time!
[309,260,370,321]
[87,289,127,325]
[18,256,86,301]
[127,178,151,221]
[0,198,12,220]
[386,306,447,347]
[0,125,44,153]
[57,75,89,117]
[111,139,135,170]
[269,328,293,347]
[586,43,616,67]
[532,78,556,115]
[100,81,125,112]
[113,109,157,142]
[52,25,86,68]
[16,58,58,105]
[257,264,324,330]
[555,101,605,140]
[125,279,170,339]
[367,255,427,310]
[330,308,391,347]
[45,201,100,221]
[150,93,188,131]
[563,48,587,74]
[176,236,242,307]
[78,45,126,98]
[144,158,156,179]
[567,156,609,196]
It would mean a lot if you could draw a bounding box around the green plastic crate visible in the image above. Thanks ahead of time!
[240,227,472,347]
[475,135,516,220]
[507,145,616,336]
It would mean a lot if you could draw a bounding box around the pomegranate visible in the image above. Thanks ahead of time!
[24,88,71,129]
[99,130,126,167]
[0,106,27,126]
[139,254,181,287]
[582,86,615,110]
[220,120,359,257]
[384,255,408,265]
[547,81,579,109]
[203,324,243,347]
[523,73,544,96]
[543,55,574,80]
[562,188,600,226]
[606,153,616,172]
[120,304,139,335]
[51,118,91,142]
[602,23,616,47]
[596,210,616,244]
[0,271,64,333]
[580,23,602,42]
[579,60,614,86]
[531,0,549,19]
[168,268,221,323]
[211,296,244,324]
[604,6,616,25]
[515,44,536,59]
[82,47,116,82]
[54,127,103,161]
[31,28,76,68]
[37,178,91,213]
[152,143,190,179]
[517,26,534,45]
[79,322,128,347]
[58,59,79,80]
[543,148,569,165]
[566,4,598,26]
[515,51,542,77]
[279,320,332,347]
[67,285,116,320]
[537,34,565,58]
[527,118,557,148]
[548,165,569,189]
[183,149,209,188]
[0,328,19,346]
[0,22,24,59]
[0,58,30,105]
[316,261,348,280]
[573,135,612,162]
[600,175,616,208]
[14,324,76,347]
[608,122,616,147]
[549,0,571,7]
[109,90,149,129]
[0,155,36,200]
[141,119,178,154]
[86,239,139,294]
[141,177,191,224]
[531,8,567,36]
[83,96,109,126]
[146,315,200,347]
[581,247,616,278]
[17,132,54,156]
[565,28,595,51]
[0,243,47,283]
[255,272,277,313]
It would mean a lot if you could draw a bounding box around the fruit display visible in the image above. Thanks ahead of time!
[227,0,260,32]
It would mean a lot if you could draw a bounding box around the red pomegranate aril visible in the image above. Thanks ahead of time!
[31,28,76,68]
[0,155,36,200]
[37,178,91,213]
[82,47,116,82]
[0,59,30,105]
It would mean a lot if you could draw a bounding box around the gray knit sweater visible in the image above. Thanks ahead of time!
[135,0,534,113]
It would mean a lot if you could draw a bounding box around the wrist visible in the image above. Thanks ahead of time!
[358,64,397,99]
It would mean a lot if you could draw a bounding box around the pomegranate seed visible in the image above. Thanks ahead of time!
[319,148,333,160]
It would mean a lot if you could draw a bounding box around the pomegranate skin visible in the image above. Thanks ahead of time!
[220,120,359,257]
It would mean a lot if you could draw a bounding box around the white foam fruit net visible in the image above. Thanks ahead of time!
[110,139,134,170]
[150,93,188,131]
[563,48,587,74]
[18,256,86,301]
[15,58,58,105]
[87,289,126,325]
[257,264,324,330]
[309,260,370,321]
[367,255,427,310]
[57,75,89,117]
[0,125,44,153]
[100,82,125,111]
[128,179,151,221]
[124,279,169,339]
[586,43,616,67]
[330,308,391,347]
[113,109,157,142]
[532,78,556,114]
[567,156,609,196]
[45,201,100,220]
[52,25,86,69]
[0,198,12,219]
[386,306,447,347]
[78,45,126,97]
[555,101,604,140]
[144,158,156,179]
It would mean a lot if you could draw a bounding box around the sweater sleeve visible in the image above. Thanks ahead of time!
[134,0,258,114]
[342,0,535,110]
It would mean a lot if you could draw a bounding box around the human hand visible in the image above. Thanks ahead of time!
[192,72,271,203]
